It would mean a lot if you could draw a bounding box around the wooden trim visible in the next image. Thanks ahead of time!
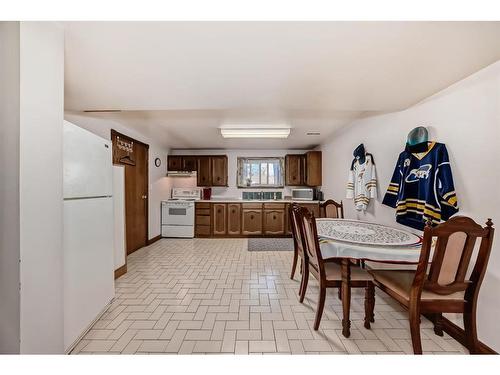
[111,129,149,148]
[147,235,161,245]
[424,314,497,354]
[114,264,127,279]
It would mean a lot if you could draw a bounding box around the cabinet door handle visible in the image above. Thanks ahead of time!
[273,215,276,220]
[250,215,254,219]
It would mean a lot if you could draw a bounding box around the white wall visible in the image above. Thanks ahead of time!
[170,149,313,198]
[320,60,500,351]
[18,22,65,353]
[64,112,171,240]
[0,21,21,354]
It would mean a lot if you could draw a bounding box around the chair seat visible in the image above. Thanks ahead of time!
[324,262,373,281]
[370,270,465,301]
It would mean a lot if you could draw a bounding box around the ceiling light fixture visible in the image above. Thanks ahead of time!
[219,125,291,139]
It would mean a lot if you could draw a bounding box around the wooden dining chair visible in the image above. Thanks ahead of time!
[295,205,375,330]
[289,203,308,298]
[369,216,495,354]
[319,199,344,219]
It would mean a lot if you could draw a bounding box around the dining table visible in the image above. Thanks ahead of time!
[316,218,423,338]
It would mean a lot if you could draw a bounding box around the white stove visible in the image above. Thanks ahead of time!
[161,188,202,238]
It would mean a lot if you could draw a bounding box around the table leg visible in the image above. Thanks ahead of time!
[341,258,351,338]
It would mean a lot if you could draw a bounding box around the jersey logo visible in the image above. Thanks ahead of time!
[405,164,432,183]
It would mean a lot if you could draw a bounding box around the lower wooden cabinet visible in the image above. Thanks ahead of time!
[242,206,263,236]
[227,204,241,235]
[195,202,319,238]
[212,203,227,235]
[195,202,211,237]
[264,209,285,235]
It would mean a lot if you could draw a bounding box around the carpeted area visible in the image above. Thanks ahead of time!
[247,237,294,251]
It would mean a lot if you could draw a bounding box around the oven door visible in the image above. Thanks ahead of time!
[162,202,194,226]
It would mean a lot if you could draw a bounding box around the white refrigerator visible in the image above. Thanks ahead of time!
[63,121,115,351]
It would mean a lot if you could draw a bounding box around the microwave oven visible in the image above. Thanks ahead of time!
[291,188,314,201]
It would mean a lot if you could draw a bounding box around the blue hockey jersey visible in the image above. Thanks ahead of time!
[382,142,459,230]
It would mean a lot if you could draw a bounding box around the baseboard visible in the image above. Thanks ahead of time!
[424,314,497,354]
[114,264,127,279]
[147,235,161,245]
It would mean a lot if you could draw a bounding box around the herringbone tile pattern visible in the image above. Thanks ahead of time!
[71,238,468,354]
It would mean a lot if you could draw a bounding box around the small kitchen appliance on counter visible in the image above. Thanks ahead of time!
[291,188,314,201]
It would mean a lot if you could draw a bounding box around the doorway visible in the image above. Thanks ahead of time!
[111,130,149,255]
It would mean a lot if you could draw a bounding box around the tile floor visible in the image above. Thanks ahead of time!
[71,238,468,355]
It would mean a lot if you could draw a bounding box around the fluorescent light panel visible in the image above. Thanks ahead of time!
[219,125,290,139]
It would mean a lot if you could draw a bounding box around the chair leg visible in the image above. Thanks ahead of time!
[290,248,298,279]
[409,306,423,354]
[313,283,326,330]
[364,283,375,329]
[299,263,309,303]
[463,304,479,354]
[433,313,444,337]
[337,288,342,300]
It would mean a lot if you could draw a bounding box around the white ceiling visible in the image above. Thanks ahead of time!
[63,21,500,149]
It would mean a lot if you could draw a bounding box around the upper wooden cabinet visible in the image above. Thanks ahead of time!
[284,151,322,187]
[182,156,198,172]
[305,151,322,187]
[211,155,228,187]
[285,154,305,186]
[168,155,228,187]
[197,156,212,187]
[167,156,183,171]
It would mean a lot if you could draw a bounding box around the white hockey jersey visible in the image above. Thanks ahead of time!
[346,154,377,211]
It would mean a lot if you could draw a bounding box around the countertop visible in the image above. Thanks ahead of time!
[195,199,323,203]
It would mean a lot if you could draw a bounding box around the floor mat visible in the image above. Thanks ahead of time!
[247,237,294,251]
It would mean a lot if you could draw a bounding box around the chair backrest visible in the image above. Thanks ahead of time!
[319,199,344,219]
[296,205,325,276]
[290,204,306,260]
[413,216,494,298]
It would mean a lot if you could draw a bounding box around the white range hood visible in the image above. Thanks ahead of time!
[166,171,197,177]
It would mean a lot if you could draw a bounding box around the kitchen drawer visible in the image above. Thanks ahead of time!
[242,203,263,209]
[195,225,211,236]
[263,203,286,209]
[196,202,210,209]
[196,215,210,226]
[196,208,210,216]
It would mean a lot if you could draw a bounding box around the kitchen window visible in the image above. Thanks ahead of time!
[237,157,284,188]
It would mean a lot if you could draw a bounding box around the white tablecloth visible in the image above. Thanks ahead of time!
[317,219,422,263]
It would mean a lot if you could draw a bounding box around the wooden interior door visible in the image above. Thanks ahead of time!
[111,130,149,255]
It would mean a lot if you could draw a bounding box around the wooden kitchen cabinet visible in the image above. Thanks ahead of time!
[182,156,198,171]
[284,151,322,187]
[195,202,211,237]
[227,204,241,235]
[300,202,320,217]
[212,203,227,235]
[305,151,322,187]
[263,207,285,235]
[242,204,263,235]
[285,154,305,186]
[285,203,292,235]
[211,155,228,186]
[197,156,212,186]
[167,156,183,171]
